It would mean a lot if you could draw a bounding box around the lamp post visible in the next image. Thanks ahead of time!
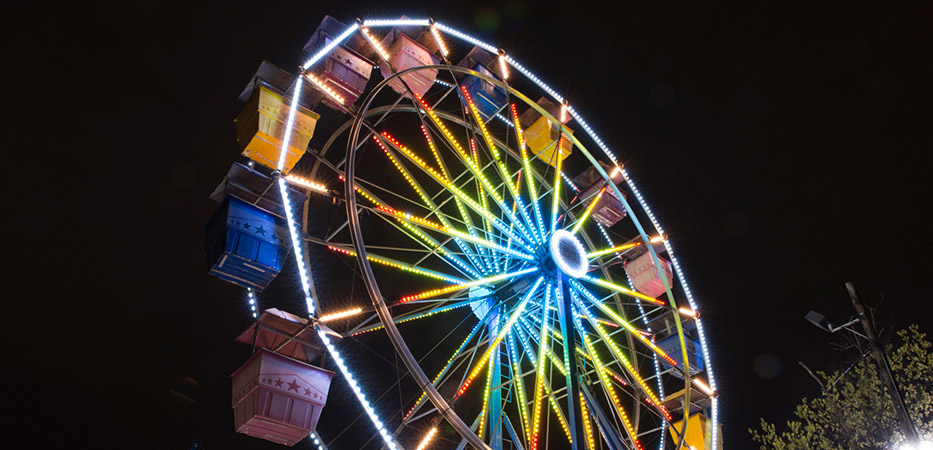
[844,282,918,443]
[805,282,919,443]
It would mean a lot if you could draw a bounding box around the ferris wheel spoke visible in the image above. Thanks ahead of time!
[506,331,532,444]
[578,275,666,306]
[372,204,534,262]
[570,281,678,367]
[327,244,466,284]
[399,267,538,303]
[365,206,482,281]
[549,139,568,233]
[568,186,607,235]
[586,241,643,259]
[370,133,496,275]
[509,104,548,238]
[413,97,539,252]
[376,132,535,253]
[348,298,484,337]
[454,276,544,397]
[403,308,493,422]
[419,124,496,274]
[461,87,542,246]
[570,291,670,421]
[571,305,644,450]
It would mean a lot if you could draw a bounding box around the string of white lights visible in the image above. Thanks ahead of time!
[247,288,257,318]
[363,18,430,27]
[301,23,360,70]
[275,73,401,449]
[261,18,719,449]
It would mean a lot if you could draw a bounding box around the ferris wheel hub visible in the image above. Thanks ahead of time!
[548,229,587,279]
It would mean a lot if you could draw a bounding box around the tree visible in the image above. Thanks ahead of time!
[750,324,933,450]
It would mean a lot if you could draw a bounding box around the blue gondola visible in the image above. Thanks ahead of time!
[458,46,508,121]
[656,333,705,378]
[205,195,290,291]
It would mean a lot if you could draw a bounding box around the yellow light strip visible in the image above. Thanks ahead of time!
[420,125,479,246]
[374,204,529,261]
[530,287,551,449]
[461,87,538,243]
[346,179,480,279]
[305,72,345,105]
[551,134,564,232]
[571,187,606,234]
[587,317,671,420]
[318,307,364,322]
[512,103,546,236]
[508,333,531,444]
[582,276,666,305]
[544,381,573,443]
[580,393,596,450]
[328,245,463,284]
[586,242,642,259]
[400,268,537,303]
[580,328,643,450]
[376,129,531,249]
[476,350,495,438]
[284,173,328,194]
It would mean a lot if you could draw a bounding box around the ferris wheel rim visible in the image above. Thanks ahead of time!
[267,16,720,450]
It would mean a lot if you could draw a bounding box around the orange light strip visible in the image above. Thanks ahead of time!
[414,427,437,450]
[327,245,464,284]
[318,307,363,322]
[400,267,538,303]
[305,72,345,105]
[284,173,328,194]
[360,26,390,61]
[429,24,448,57]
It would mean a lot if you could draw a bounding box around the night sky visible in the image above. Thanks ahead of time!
[10,0,932,448]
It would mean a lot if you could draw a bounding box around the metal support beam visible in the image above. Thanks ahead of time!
[556,274,584,449]
[581,383,625,450]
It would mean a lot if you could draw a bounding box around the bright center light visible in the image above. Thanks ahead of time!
[550,229,587,278]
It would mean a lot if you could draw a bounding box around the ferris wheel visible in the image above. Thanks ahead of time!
[208,15,720,450]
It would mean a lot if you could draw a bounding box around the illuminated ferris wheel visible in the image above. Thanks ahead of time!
[208,15,720,450]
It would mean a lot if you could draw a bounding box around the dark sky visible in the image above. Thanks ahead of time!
[9,0,932,448]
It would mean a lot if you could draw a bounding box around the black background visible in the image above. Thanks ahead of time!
[7,0,932,448]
